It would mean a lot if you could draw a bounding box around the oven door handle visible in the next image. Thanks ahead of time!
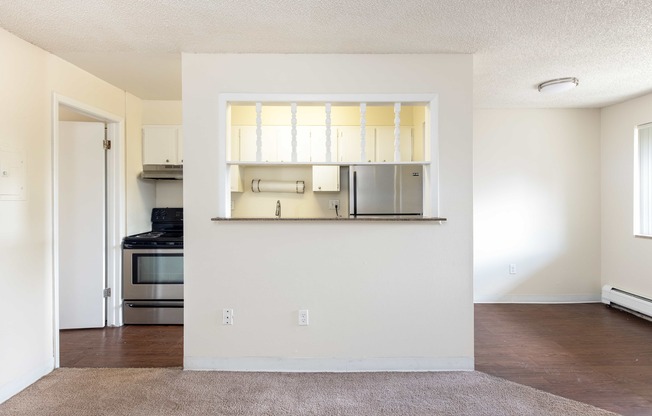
[125,301,184,308]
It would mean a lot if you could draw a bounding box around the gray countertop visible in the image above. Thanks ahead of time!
[211,216,447,222]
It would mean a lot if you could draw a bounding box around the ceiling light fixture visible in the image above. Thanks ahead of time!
[537,77,579,93]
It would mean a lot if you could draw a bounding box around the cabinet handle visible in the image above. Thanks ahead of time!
[166,159,170,162]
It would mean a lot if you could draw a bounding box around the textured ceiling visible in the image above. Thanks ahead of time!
[1,0,652,108]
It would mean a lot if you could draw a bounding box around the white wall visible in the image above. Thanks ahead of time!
[142,100,183,207]
[601,93,652,299]
[0,27,51,404]
[474,109,601,302]
[155,181,183,207]
[182,54,474,371]
[0,27,129,403]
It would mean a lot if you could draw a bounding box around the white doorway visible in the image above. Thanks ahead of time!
[58,121,106,329]
[53,94,125,367]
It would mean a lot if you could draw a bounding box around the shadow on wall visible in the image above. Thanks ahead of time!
[474,177,600,302]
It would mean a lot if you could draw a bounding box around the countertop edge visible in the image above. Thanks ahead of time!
[211,217,447,222]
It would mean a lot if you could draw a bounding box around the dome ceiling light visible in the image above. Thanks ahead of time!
[537,77,579,93]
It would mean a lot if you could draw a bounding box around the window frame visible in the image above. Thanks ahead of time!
[634,122,652,237]
[216,93,440,219]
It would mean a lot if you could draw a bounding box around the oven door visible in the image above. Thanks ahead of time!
[123,248,183,300]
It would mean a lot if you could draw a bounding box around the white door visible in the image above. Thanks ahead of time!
[59,121,106,329]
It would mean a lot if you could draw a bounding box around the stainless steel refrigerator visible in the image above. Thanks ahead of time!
[349,165,423,217]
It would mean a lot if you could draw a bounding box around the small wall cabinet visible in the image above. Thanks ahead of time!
[312,166,340,192]
[230,165,244,192]
[143,125,183,165]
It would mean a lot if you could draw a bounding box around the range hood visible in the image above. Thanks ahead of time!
[140,164,183,180]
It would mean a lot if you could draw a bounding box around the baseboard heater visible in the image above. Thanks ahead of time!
[602,285,652,321]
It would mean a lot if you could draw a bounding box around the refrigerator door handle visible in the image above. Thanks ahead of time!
[352,170,358,216]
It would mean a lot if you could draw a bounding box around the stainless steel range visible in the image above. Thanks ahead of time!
[122,208,183,325]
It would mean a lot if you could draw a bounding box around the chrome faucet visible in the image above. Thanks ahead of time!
[275,200,281,218]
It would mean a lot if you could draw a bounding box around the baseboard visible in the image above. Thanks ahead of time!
[0,357,54,404]
[184,356,474,372]
[474,294,601,303]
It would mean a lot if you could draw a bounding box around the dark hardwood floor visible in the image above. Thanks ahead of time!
[60,304,652,415]
[60,325,183,368]
[476,303,652,416]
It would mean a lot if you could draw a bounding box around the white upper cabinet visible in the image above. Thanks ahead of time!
[232,125,337,163]
[308,126,337,163]
[337,126,375,163]
[277,126,314,162]
[143,125,183,165]
[227,103,426,164]
[232,125,278,162]
[375,126,413,162]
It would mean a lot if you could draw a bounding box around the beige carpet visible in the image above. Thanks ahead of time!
[0,369,617,416]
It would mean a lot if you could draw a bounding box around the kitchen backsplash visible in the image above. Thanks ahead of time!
[156,181,183,207]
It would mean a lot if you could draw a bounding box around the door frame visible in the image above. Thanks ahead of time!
[52,93,126,368]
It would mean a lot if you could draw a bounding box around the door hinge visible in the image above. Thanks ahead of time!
[103,288,111,298]
[103,139,111,150]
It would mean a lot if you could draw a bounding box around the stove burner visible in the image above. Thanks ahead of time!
[122,208,183,248]
[133,232,164,239]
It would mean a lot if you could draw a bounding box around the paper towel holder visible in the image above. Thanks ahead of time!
[251,179,305,194]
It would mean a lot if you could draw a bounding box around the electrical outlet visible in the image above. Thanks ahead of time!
[222,308,234,325]
[328,200,340,210]
[509,264,516,275]
[298,309,309,326]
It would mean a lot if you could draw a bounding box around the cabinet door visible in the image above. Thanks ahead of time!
[295,126,312,162]
[142,126,179,165]
[268,126,313,162]
[230,165,244,192]
[400,127,413,162]
[310,126,337,163]
[275,126,293,162]
[236,126,257,162]
[312,166,340,192]
[235,126,280,162]
[374,126,413,162]
[261,126,279,162]
[176,128,184,164]
[337,126,375,163]
[230,126,242,161]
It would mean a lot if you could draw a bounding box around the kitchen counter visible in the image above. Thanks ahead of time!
[211,217,447,222]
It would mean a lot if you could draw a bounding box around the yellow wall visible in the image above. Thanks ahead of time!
[142,100,183,125]
[231,166,348,218]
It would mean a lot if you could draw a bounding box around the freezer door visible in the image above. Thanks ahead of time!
[350,165,423,215]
